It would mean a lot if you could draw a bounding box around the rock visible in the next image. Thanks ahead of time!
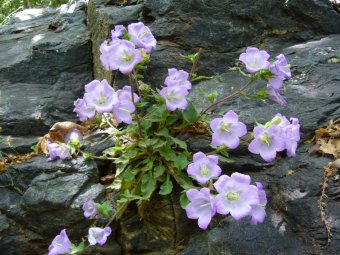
[0,1,92,137]
[0,135,38,155]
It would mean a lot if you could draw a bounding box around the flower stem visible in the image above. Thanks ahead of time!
[189,48,203,80]
[201,76,255,115]
[133,69,142,100]
[205,146,228,156]
[129,74,143,138]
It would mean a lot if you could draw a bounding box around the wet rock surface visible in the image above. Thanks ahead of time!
[0,0,339,254]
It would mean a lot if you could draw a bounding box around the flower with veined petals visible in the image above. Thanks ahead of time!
[48,229,72,255]
[187,152,222,184]
[82,199,98,219]
[271,54,291,79]
[284,117,300,157]
[99,40,113,70]
[107,40,142,74]
[270,113,290,129]
[128,22,157,53]
[160,85,189,111]
[248,125,285,162]
[185,188,216,230]
[239,47,270,73]
[46,141,71,161]
[84,79,119,114]
[73,98,96,121]
[112,86,140,124]
[88,227,112,246]
[164,68,192,90]
[111,25,125,41]
[214,172,260,220]
[267,85,287,106]
[210,110,247,149]
[249,182,267,225]
[65,129,83,146]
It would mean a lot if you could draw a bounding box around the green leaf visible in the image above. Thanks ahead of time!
[107,179,122,190]
[207,91,218,103]
[190,74,219,82]
[159,146,177,161]
[180,192,190,209]
[69,242,85,254]
[82,152,92,161]
[159,174,173,195]
[153,164,165,179]
[256,87,269,99]
[174,153,189,170]
[141,119,152,130]
[156,127,169,137]
[98,201,113,218]
[218,155,235,164]
[136,101,148,108]
[141,172,157,198]
[30,144,38,153]
[147,104,168,122]
[122,168,135,182]
[182,102,198,124]
[169,136,188,150]
[102,146,124,157]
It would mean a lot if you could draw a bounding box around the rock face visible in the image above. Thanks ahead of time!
[0,0,339,255]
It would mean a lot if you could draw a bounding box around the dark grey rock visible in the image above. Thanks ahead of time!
[0,2,92,137]
[0,135,38,155]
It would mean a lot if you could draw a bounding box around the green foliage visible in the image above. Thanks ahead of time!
[0,0,68,25]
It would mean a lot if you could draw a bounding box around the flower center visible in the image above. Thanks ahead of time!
[166,92,180,101]
[219,122,230,132]
[121,53,132,62]
[200,164,210,177]
[249,55,259,68]
[97,95,107,105]
[226,190,240,202]
[260,132,271,145]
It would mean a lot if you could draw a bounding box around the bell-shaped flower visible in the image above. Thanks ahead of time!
[112,86,139,124]
[267,85,287,106]
[111,25,126,41]
[185,188,216,230]
[82,199,98,219]
[187,152,222,184]
[88,227,112,246]
[271,54,291,79]
[160,85,189,111]
[284,117,300,157]
[210,110,247,149]
[164,68,192,90]
[107,40,142,74]
[248,125,285,162]
[73,98,96,121]
[239,47,270,73]
[84,79,119,114]
[46,141,71,161]
[269,113,290,129]
[65,129,83,146]
[249,182,267,225]
[214,172,259,220]
[48,229,72,255]
[99,40,113,70]
[128,22,157,53]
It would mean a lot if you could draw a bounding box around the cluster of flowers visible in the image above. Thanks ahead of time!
[74,80,139,124]
[208,111,300,162]
[239,47,291,106]
[46,129,83,161]
[48,200,111,255]
[160,68,192,111]
[100,22,156,74]
[186,152,267,229]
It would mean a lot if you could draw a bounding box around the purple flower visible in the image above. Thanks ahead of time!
[214,172,260,220]
[46,142,71,161]
[164,68,192,90]
[65,129,83,146]
[73,98,96,122]
[187,152,222,184]
[270,113,290,128]
[249,182,267,225]
[82,199,98,219]
[112,86,140,124]
[84,79,119,114]
[267,76,284,90]
[185,188,216,230]
[99,40,113,70]
[128,22,157,53]
[160,85,189,111]
[248,125,285,162]
[239,47,270,73]
[48,229,72,255]
[107,40,142,74]
[210,110,247,149]
[111,25,126,41]
[271,54,291,79]
[284,117,300,157]
[267,85,287,106]
[88,227,112,246]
